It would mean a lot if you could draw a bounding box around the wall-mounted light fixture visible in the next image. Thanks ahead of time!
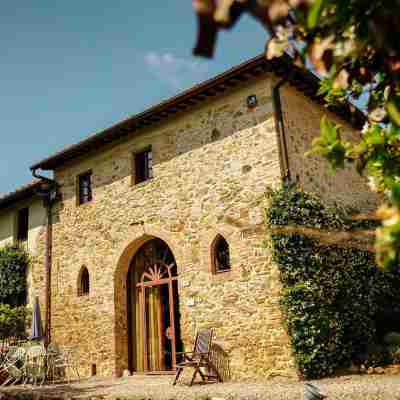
[246,94,258,109]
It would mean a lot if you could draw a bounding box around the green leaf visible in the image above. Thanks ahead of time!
[327,142,346,170]
[320,115,337,143]
[387,100,400,126]
[391,182,400,208]
[364,125,385,145]
[307,0,326,29]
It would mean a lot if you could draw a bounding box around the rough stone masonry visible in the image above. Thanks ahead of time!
[30,71,378,381]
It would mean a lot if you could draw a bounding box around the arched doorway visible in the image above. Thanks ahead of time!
[126,238,182,373]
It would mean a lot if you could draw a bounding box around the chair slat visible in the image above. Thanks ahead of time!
[195,330,212,354]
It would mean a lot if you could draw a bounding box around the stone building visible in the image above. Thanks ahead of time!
[2,54,379,380]
[0,181,47,307]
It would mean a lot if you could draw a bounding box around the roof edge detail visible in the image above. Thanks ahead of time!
[30,53,365,171]
[0,180,42,211]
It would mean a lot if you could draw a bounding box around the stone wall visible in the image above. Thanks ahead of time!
[36,73,379,382]
[280,85,380,212]
[48,74,296,380]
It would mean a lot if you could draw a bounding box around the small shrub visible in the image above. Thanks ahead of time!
[0,304,29,337]
[0,245,29,306]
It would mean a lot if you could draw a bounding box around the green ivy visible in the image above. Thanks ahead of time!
[266,185,400,378]
[0,245,29,307]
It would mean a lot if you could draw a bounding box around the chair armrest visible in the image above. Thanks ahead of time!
[176,351,211,362]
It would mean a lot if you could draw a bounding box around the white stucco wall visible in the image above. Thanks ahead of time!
[0,197,46,306]
[27,199,47,256]
[0,211,14,248]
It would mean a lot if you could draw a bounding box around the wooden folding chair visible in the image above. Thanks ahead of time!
[173,328,222,386]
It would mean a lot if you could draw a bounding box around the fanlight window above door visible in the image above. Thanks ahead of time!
[135,239,177,285]
[140,262,176,284]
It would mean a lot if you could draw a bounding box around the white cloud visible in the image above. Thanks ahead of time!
[144,51,209,90]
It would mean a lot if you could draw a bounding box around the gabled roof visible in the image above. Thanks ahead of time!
[30,53,365,171]
[0,180,42,211]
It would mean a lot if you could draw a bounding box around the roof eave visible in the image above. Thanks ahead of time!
[0,181,42,211]
[30,53,365,171]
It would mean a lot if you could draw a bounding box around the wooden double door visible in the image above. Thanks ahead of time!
[127,239,182,373]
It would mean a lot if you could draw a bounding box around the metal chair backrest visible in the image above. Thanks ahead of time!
[193,329,213,356]
[47,342,60,355]
[6,346,26,362]
[26,345,45,358]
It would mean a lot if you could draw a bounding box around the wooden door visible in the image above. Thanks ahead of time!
[127,239,181,373]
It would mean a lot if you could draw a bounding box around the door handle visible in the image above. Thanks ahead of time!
[165,326,173,340]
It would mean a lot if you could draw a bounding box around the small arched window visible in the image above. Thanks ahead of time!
[78,267,90,296]
[212,235,231,274]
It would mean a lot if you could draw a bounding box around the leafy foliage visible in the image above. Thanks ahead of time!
[266,184,379,231]
[0,304,29,337]
[192,0,400,270]
[307,117,350,171]
[0,245,29,307]
[267,185,400,378]
[266,184,344,229]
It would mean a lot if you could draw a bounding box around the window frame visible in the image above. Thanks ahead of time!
[16,207,29,242]
[78,267,90,297]
[211,235,231,274]
[132,147,153,185]
[77,170,93,206]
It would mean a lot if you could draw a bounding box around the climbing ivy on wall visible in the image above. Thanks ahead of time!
[266,186,400,379]
[0,245,29,307]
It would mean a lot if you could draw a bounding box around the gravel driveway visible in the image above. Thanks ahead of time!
[3,373,400,400]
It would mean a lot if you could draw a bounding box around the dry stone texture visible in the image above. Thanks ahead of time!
[38,76,295,381]
[280,85,380,212]
[28,74,379,382]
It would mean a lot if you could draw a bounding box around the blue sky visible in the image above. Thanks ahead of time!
[0,2,267,194]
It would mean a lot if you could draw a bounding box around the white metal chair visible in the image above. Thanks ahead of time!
[0,346,26,386]
[23,345,47,386]
[47,343,80,383]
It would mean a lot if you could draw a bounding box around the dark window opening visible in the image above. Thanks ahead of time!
[212,235,231,273]
[78,267,90,296]
[17,207,29,242]
[135,149,153,184]
[78,171,92,205]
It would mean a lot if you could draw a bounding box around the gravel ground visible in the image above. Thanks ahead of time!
[3,373,400,400]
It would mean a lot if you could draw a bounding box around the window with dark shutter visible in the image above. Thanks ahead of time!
[17,207,29,242]
[78,171,93,205]
[134,149,153,184]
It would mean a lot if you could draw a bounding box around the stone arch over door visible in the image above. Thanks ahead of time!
[114,228,183,376]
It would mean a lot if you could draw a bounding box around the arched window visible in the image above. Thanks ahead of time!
[212,235,231,274]
[78,267,90,296]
